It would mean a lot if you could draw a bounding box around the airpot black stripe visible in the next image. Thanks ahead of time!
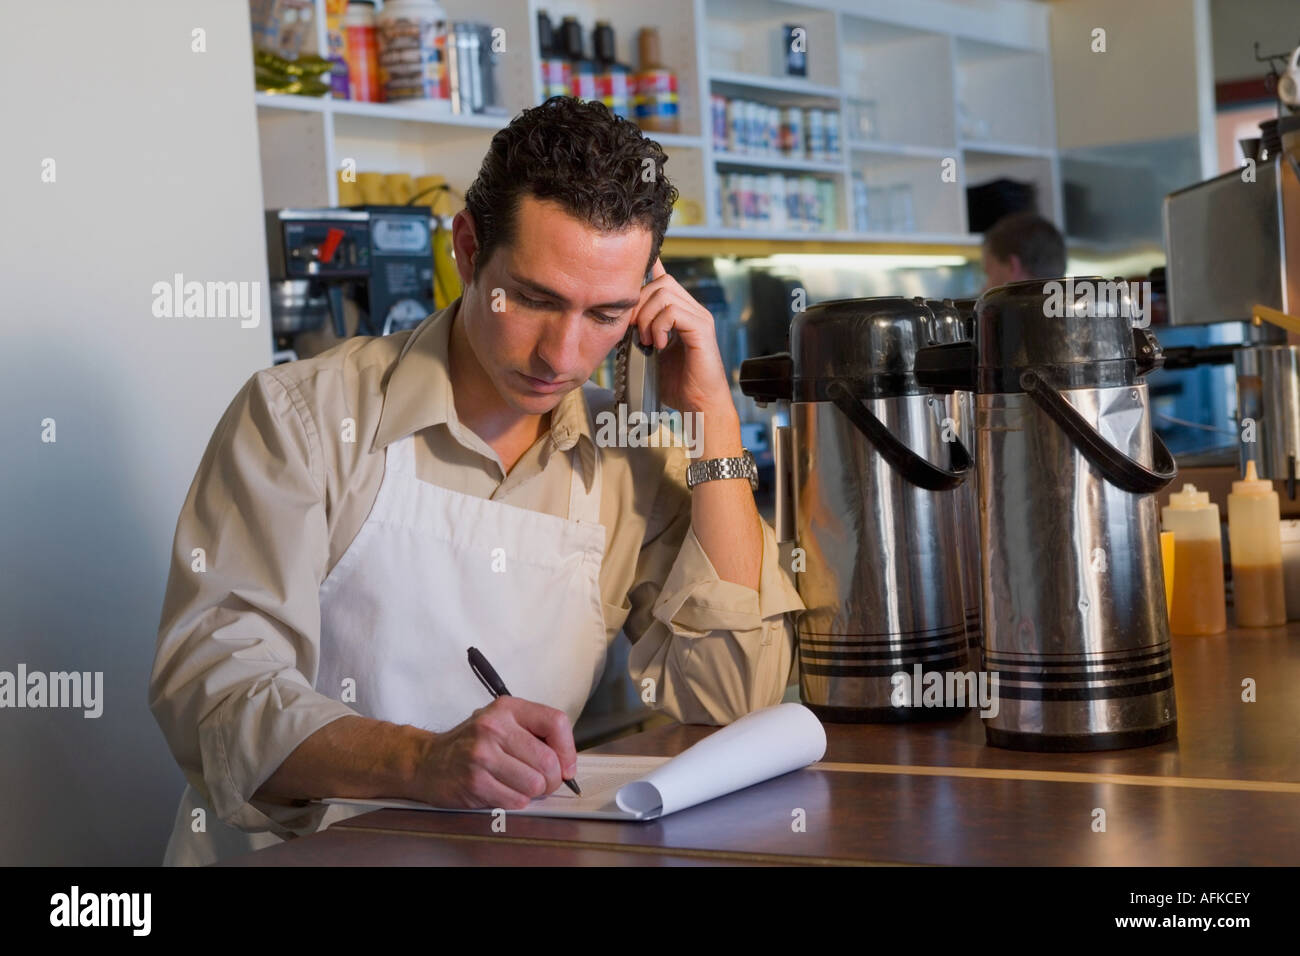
[984,646,1171,668]
[995,675,1174,701]
[800,624,967,648]
[800,653,970,678]
[800,636,969,663]
[990,660,1173,683]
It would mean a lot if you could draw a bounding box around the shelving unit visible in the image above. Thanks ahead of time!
[713,151,844,173]
[252,0,1061,250]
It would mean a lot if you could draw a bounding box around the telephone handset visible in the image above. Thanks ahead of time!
[613,268,661,415]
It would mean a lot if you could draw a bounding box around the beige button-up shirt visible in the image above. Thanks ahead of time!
[149,300,804,838]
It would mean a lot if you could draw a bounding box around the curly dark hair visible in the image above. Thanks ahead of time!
[463,96,678,277]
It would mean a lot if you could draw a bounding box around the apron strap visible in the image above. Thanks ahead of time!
[386,433,417,475]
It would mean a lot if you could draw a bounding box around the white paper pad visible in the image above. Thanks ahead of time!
[319,702,827,821]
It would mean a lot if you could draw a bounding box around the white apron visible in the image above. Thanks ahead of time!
[163,395,608,865]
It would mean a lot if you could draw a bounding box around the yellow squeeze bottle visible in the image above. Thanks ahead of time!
[1161,484,1226,634]
[1227,461,1286,628]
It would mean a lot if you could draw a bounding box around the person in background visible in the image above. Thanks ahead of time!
[980,211,1067,292]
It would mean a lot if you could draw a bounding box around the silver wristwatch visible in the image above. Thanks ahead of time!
[686,449,759,491]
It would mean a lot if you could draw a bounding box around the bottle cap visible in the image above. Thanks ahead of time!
[1232,459,1275,497]
[562,16,584,59]
[638,27,661,67]
[593,22,617,64]
[1167,483,1210,508]
[537,11,554,54]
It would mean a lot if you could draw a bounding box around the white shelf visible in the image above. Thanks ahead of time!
[713,150,845,173]
[953,35,1053,152]
[704,0,840,88]
[849,141,953,159]
[255,91,332,113]
[255,92,507,129]
[960,140,1055,158]
[255,93,707,145]
[685,227,979,245]
[839,15,956,151]
[663,224,717,237]
[701,227,854,241]
[650,132,707,149]
[708,70,843,100]
[329,99,507,129]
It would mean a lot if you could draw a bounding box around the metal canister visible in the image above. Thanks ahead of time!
[915,279,1178,751]
[739,174,757,227]
[769,173,787,231]
[800,176,817,231]
[754,174,772,227]
[1234,344,1300,495]
[781,106,802,157]
[722,173,741,228]
[804,108,824,161]
[784,175,801,228]
[824,110,840,156]
[727,98,745,153]
[746,101,762,154]
[739,297,973,722]
[816,179,835,231]
[711,94,728,151]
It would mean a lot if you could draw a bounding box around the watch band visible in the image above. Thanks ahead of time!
[686,449,759,491]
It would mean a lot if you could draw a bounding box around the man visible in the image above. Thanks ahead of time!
[980,211,1067,292]
[149,97,804,865]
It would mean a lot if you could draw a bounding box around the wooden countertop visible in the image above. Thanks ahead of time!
[220,623,1300,867]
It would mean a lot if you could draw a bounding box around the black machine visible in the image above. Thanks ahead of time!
[265,206,437,358]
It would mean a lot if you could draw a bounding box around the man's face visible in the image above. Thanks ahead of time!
[981,246,1023,293]
[454,195,652,416]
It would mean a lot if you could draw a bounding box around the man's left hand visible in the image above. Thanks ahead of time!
[629,258,732,415]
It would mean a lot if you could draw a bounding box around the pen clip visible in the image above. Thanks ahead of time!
[470,662,497,698]
[467,646,510,698]
[467,648,499,699]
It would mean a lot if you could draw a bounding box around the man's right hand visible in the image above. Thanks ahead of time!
[412,697,578,810]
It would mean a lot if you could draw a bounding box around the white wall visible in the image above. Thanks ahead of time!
[0,0,271,864]
[1211,0,1300,81]
[1050,0,1209,150]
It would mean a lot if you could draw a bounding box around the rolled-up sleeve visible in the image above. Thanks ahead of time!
[148,369,357,838]
[625,445,805,726]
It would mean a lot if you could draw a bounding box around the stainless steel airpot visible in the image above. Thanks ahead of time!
[914,278,1179,751]
[741,296,973,723]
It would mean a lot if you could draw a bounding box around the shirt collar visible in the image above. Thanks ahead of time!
[370,299,598,486]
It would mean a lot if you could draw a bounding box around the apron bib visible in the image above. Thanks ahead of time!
[163,388,608,865]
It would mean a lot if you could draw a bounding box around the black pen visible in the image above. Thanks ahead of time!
[467,646,582,796]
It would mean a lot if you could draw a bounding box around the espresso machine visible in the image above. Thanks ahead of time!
[741,297,973,723]
[265,206,437,362]
[1163,113,1300,494]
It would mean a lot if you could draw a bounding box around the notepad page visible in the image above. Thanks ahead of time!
[320,703,827,820]
[534,755,668,813]
[320,754,669,818]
